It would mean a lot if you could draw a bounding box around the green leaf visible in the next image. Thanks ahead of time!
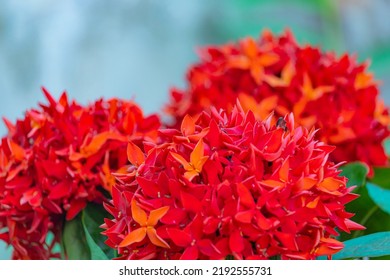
[339,161,369,188]
[339,184,390,242]
[370,167,390,190]
[82,222,108,260]
[62,215,91,260]
[367,182,390,215]
[333,232,390,259]
[385,138,390,157]
[81,203,114,260]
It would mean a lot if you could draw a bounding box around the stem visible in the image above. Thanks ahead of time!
[352,205,379,239]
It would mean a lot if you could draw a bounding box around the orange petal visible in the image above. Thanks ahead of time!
[306,197,320,209]
[250,65,264,85]
[181,115,195,136]
[81,131,126,156]
[317,177,344,194]
[127,142,145,167]
[9,140,25,161]
[281,60,295,84]
[354,72,374,90]
[279,158,289,182]
[171,152,191,170]
[295,177,317,191]
[328,127,356,143]
[131,199,148,226]
[146,227,170,248]
[257,53,279,67]
[228,55,250,69]
[258,96,278,120]
[315,238,344,256]
[119,227,147,247]
[184,170,200,181]
[241,37,258,58]
[190,139,206,169]
[148,206,169,226]
[260,179,285,189]
[312,86,334,100]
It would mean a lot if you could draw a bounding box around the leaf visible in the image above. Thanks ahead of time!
[340,161,369,188]
[333,232,390,259]
[62,215,90,260]
[82,223,108,260]
[370,167,390,190]
[367,182,390,215]
[82,203,115,259]
[385,138,390,157]
[339,183,390,242]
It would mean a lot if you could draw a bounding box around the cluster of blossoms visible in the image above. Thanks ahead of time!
[103,105,364,260]
[166,30,390,173]
[0,88,160,259]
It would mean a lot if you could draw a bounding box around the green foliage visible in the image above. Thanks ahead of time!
[333,232,390,260]
[62,216,90,260]
[82,203,114,259]
[367,183,390,216]
[370,167,390,190]
[339,180,390,242]
[385,139,390,157]
[339,162,368,188]
[62,203,114,260]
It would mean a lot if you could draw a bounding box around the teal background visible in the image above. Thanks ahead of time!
[1,0,390,259]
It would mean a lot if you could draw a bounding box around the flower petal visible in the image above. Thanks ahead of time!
[146,227,170,248]
[131,199,148,226]
[119,227,147,247]
[127,142,145,167]
[148,206,169,226]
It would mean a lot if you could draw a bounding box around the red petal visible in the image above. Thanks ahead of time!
[137,177,160,198]
[198,239,221,257]
[237,183,255,208]
[229,230,245,253]
[274,232,298,251]
[180,191,202,213]
[167,228,192,247]
[66,199,87,220]
[181,246,199,260]
[235,210,254,223]
[48,181,71,200]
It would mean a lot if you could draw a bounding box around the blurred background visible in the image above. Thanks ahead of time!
[1,0,390,259]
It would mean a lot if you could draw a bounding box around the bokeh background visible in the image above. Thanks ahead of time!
[1,0,390,259]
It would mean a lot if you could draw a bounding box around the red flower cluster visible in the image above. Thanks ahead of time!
[103,105,363,260]
[166,30,390,173]
[0,88,160,259]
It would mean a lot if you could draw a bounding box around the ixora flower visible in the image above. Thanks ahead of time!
[102,105,364,260]
[0,88,160,259]
[165,30,390,173]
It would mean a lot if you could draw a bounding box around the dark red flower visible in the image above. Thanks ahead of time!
[165,30,389,173]
[103,105,363,260]
[0,88,160,259]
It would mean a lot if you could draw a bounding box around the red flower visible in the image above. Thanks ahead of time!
[102,105,363,260]
[165,30,390,173]
[0,88,160,259]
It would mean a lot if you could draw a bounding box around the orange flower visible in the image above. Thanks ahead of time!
[120,200,169,248]
[171,139,209,181]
